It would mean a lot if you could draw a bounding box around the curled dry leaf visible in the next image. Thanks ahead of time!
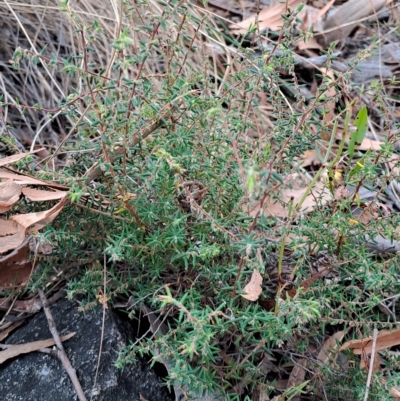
[230,0,302,34]
[317,330,346,366]
[0,170,68,190]
[0,148,46,167]
[0,220,26,254]
[1,197,67,255]
[22,188,68,202]
[0,237,32,287]
[241,269,263,301]
[0,180,21,213]
[340,328,400,355]
[11,196,67,231]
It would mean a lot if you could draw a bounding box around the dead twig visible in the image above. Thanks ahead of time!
[38,289,87,401]
[91,255,108,400]
[363,328,378,401]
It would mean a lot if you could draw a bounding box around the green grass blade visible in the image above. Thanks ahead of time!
[348,105,368,157]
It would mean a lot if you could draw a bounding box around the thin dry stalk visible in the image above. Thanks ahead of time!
[363,328,378,401]
[38,289,87,401]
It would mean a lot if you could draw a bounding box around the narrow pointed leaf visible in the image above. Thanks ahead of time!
[348,106,368,157]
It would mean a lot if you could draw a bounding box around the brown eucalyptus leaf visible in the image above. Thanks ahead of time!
[317,331,345,365]
[286,358,308,401]
[0,236,32,287]
[250,180,332,218]
[230,0,302,34]
[0,148,45,167]
[0,170,68,190]
[0,332,75,364]
[22,188,67,202]
[0,220,26,254]
[340,329,400,354]
[0,180,21,213]
[241,269,263,301]
[11,196,67,230]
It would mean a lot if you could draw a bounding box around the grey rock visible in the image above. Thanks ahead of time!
[0,298,173,401]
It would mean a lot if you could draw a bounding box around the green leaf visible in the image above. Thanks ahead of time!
[348,105,368,157]
[348,149,370,179]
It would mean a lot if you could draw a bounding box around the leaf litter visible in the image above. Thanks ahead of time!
[0,153,69,290]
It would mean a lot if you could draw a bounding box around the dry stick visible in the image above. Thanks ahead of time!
[91,255,107,400]
[363,328,378,401]
[38,289,87,401]
[230,255,245,299]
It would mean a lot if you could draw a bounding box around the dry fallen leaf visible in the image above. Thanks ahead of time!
[250,178,332,218]
[0,321,24,342]
[22,187,68,202]
[241,269,263,301]
[0,180,21,213]
[318,0,392,47]
[298,150,322,168]
[357,138,382,151]
[352,204,381,225]
[0,236,32,287]
[0,332,75,364]
[0,292,49,314]
[299,130,382,170]
[340,329,400,354]
[0,219,26,254]
[294,0,334,47]
[1,196,67,255]
[317,331,345,365]
[336,129,382,151]
[230,0,302,34]
[0,148,46,167]
[11,196,67,231]
[286,358,308,401]
[0,170,68,190]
